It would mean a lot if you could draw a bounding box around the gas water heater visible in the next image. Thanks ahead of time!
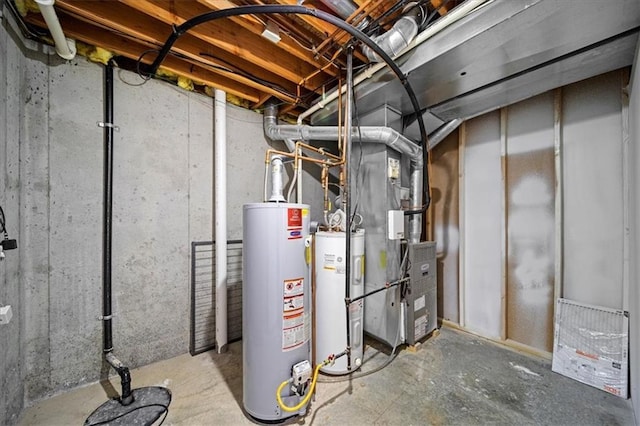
[243,203,311,421]
[315,229,365,374]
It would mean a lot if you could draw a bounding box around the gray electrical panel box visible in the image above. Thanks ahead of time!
[405,241,437,345]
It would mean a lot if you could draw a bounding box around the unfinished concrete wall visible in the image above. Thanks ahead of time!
[0,15,25,426]
[10,52,221,403]
[628,40,639,425]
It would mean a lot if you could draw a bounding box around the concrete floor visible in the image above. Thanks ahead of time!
[19,327,635,425]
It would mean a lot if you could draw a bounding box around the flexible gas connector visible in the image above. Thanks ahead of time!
[276,359,329,412]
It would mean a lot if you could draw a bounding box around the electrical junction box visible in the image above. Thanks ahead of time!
[405,242,437,345]
[0,305,13,325]
[388,157,401,180]
[388,210,404,240]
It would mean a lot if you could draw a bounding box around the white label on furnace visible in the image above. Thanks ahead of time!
[414,315,428,338]
[414,294,426,312]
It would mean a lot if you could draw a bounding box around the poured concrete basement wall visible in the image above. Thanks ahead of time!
[0,21,285,419]
[0,15,26,425]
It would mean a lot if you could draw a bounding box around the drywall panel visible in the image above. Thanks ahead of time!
[563,71,624,309]
[628,42,639,425]
[0,19,25,426]
[430,131,460,323]
[462,111,502,338]
[505,92,555,352]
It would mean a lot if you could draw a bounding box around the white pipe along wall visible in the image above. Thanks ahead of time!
[34,0,76,60]
[215,89,228,353]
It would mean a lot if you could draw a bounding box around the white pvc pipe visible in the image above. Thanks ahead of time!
[297,0,489,125]
[35,0,76,60]
[214,89,228,353]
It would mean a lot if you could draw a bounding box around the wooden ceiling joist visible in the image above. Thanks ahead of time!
[24,13,298,104]
[196,0,339,78]
[117,0,328,92]
[56,0,304,101]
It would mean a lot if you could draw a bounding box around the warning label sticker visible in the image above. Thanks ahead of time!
[323,253,336,270]
[287,208,302,228]
[283,278,305,351]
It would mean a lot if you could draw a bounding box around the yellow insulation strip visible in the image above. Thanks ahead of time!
[77,45,114,65]
[15,0,40,16]
[177,76,194,91]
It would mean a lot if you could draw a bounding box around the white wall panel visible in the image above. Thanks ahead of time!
[505,91,555,351]
[462,111,502,338]
[563,72,624,309]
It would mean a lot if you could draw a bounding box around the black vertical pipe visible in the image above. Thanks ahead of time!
[344,46,353,371]
[101,61,133,405]
[103,61,114,354]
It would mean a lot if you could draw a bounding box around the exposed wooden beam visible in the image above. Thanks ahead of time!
[25,12,279,103]
[56,0,303,101]
[196,0,338,77]
[265,0,335,37]
[431,0,454,16]
[118,0,326,91]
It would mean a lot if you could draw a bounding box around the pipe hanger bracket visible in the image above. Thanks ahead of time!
[97,121,120,132]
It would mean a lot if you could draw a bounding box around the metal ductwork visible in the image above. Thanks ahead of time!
[318,0,370,30]
[361,4,422,62]
[318,0,422,62]
[263,101,424,242]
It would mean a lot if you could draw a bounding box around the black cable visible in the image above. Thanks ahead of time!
[0,205,6,235]
[0,206,7,240]
[362,0,411,36]
[421,0,454,30]
[145,5,430,214]
[349,79,363,228]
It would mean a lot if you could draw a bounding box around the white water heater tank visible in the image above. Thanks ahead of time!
[315,229,365,374]
[243,203,311,421]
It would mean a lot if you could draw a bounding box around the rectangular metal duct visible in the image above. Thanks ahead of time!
[310,0,640,127]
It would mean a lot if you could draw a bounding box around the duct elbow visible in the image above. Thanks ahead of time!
[362,15,419,62]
